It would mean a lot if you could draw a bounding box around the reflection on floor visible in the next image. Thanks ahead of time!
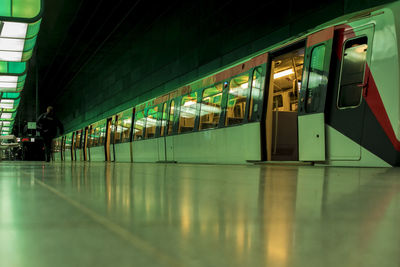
[0,162,399,267]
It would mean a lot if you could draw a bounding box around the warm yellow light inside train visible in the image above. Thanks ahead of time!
[274,69,294,79]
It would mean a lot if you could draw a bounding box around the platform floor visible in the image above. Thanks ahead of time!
[0,161,399,267]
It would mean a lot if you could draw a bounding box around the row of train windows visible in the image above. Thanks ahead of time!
[54,67,264,148]
[133,67,264,140]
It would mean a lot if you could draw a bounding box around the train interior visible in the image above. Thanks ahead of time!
[268,47,304,161]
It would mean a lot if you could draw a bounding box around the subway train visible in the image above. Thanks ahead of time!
[52,2,400,167]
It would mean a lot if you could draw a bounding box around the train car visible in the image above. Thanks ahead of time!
[54,2,400,167]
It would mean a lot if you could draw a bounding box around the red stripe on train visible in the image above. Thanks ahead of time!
[363,65,400,151]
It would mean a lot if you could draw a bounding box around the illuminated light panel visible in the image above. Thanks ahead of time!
[274,69,294,79]
[2,127,10,131]
[1,113,12,119]
[1,121,11,126]
[0,103,13,109]
[1,22,28,38]
[0,76,18,83]
[0,82,18,89]
[0,51,23,61]
[0,38,25,51]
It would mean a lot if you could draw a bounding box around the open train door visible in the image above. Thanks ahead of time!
[298,28,334,161]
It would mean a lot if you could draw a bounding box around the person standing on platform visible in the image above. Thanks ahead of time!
[37,106,64,162]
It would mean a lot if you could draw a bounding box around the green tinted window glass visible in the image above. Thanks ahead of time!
[114,109,133,144]
[225,74,249,126]
[199,84,222,130]
[134,110,145,140]
[145,106,159,139]
[338,37,368,108]
[179,92,197,133]
[306,45,326,113]
[167,101,175,135]
[12,0,41,18]
[249,67,263,121]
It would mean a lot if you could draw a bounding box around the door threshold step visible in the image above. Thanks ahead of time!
[248,160,314,166]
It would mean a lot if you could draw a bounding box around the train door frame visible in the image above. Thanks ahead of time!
[105,118,113,162]
[130,108,135,163]
[71,132,75,161]
[263,41,306,161]
[87,125,93,161]
[325,24,375,162]
[298,27,334,161]
[61,136,64,161]
[83,127,89,161]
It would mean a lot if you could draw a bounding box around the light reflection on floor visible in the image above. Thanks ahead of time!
[0,162,399,267]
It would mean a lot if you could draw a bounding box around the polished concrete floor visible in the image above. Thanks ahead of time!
[0,161,399,267]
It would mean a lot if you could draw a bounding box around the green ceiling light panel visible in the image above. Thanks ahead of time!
[0,0,42,20]
[2,92,20,98]
[0,61,26,74]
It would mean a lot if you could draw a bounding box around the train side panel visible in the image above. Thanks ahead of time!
[172,123,261,164]
[89,146,105,162]
[114,142,131,162]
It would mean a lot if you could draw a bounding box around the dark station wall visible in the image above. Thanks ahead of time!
[49,0,397,132]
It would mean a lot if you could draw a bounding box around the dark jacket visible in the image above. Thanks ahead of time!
[37,112,64,138]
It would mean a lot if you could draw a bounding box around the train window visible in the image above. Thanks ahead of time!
[338,37,368,108]
[98,124,107,146]
[93,125,101,147]
[75,130,82,149]
[65,134,72,150]
[133,110,145,140]
[167,100,175,135]
[145,106,159,139]
[305,44,326,113]
[160,102,167,137]
[225,74,250,126]
[179,92,198,133]
[199,84,223,130]
[249,67,263,121]
[114,109,133,143]
[88,127,95,147]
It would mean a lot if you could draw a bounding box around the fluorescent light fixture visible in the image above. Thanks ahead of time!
[1,99,14,104]
[0,76,18,83]
[0,51,23,61]
[1,113,12,119]
[2,127,9,131]
[1,22,28,38]
[0,103,13,109]
[2,121,10,126]
[240,83,249,89]
[184,101,196,107]
[0,38,25,51]
[274,69,294,79]
[0,82,17,89]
